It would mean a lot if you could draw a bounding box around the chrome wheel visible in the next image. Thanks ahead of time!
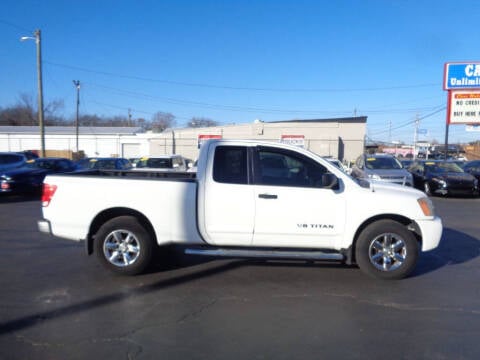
[368,233,406,272]
[103,229,141,267]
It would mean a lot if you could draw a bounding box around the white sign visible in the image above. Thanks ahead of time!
[447,90,480,124]
[280,135,305,148]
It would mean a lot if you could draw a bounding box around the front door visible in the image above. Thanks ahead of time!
[252,147,346,248]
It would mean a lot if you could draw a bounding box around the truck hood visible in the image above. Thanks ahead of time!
[368,180,425,198]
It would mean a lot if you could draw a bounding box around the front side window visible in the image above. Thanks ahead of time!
[213,146,248,184]
[256,148,328,188]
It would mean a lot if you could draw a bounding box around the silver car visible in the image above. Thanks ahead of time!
[352,153,413,186]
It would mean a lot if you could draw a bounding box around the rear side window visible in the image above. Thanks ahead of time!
[0,154,24,164]
[213,146,248,184]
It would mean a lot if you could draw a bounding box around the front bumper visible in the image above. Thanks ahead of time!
[416,216,443,251]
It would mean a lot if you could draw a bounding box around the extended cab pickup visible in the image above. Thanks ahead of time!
[38,140,442,279]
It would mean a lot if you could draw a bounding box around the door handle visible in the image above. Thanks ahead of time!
[258,194,278,199]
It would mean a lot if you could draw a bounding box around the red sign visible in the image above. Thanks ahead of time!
[198,134,222,148]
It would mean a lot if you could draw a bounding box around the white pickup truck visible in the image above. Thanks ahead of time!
[38,140,442,279]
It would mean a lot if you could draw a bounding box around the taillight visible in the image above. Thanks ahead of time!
[42,184,57,207]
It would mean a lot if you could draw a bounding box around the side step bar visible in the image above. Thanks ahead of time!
[185,247,344,261]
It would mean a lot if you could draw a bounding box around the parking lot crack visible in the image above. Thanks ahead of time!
[176,299,218,324]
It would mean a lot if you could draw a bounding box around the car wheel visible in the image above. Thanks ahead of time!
[423,182,432,196]
[94,216,154,275]
[355,220,419,280]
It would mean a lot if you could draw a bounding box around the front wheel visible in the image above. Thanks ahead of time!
[355,220,419,280]
[94,216,154,275]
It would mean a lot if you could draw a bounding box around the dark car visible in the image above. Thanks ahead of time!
[408,160,479,197]
[0,157,77,195]
[75,157,133,170]
[462,160,480,182]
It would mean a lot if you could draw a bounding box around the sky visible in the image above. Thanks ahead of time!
[1,0,480,145]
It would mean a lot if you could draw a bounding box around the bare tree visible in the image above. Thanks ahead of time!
[151,111,176,132]
[187,117,218,128]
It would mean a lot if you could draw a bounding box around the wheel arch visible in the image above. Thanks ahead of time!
[345,214,422,264]
[86,207,157,255]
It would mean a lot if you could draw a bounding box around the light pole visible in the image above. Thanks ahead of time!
[73,80,80,155]
[21,29,45,157]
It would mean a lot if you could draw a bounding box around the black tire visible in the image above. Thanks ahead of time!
[423,182,432,196]
[94,216,154,275]
[355,220,419,280]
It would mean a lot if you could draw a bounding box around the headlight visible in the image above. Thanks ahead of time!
[369,174,381,180]
[418,197,435,217]
[432,177,446,186]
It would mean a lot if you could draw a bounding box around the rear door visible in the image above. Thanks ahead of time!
[202,145,255,245]
[252,146,346,248]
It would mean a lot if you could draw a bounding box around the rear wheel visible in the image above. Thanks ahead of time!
[94,216,154,275]
[355,220,419,280]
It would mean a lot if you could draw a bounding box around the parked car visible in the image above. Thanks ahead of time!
[1,157,77,195]
[323,157,348,172]
[351,153,413,186]
[134,155,187,171]
[462,160,480,182]
[76,157,133,170]
[0,152,27,172]
[399,159,413,169]
[408,160,478,197]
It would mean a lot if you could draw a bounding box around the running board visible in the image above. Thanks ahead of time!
[184,247,344,261]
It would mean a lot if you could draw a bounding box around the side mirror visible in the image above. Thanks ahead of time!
[321,173,339,189]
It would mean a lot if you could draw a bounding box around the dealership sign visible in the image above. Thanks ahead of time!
[447,90,480,124]
[444,62,480,89]
[280,135,305,147]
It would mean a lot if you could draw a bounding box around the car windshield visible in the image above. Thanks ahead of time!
[89,159,117,169]
[138,158,173,168]
[24,159,55,169]
[425,162,464,173]
[365,156,402,170]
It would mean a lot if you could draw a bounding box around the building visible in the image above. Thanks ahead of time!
[0,116,367,162]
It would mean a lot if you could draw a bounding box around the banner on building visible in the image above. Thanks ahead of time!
[280,135,305,148]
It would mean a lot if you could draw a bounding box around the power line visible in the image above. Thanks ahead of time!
[44,60,441,93]
[0,18,32,33]
[368,106,446,139]
[84,82,442,117]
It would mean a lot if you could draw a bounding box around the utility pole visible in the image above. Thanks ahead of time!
[73,80,81,155]
[35,30,45,157]
[128,108,132,126]
[413,114,419,160]
[21,29,45,156]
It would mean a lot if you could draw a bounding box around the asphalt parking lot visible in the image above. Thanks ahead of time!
[0,195,479,359]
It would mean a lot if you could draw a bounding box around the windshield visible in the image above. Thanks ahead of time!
[365,156,402,170]
[138,158,173,168]
[425,162,464,173]
[24,160,53,169]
